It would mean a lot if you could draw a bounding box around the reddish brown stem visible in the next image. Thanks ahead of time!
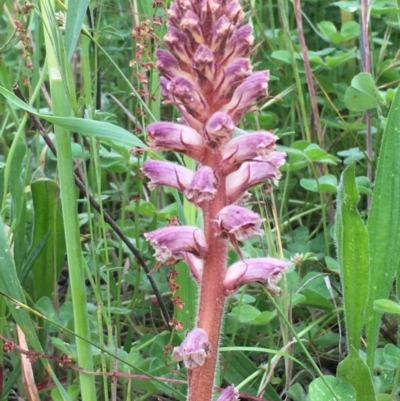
[189,152,228,401]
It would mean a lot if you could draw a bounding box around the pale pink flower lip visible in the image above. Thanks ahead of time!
[222,131,278,167]
[224,258,291,293]
[142,160,194,192]
[215,205,264,242]
[145,226,207,263]
[172,328,211,369]
[146,122,205,161]
[185,166,218,204]
[216,385,240,401]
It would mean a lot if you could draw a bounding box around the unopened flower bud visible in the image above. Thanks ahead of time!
[211,15,234,52]
[226,0,244,25]
[216,58,253,98]
[165,26,191,64]
[217,385,240,401]
[224,258,290,293]
[185,166,217,204]
[224,24,254,62]
[146,122,205,161]
[156,50,183,81]
[193,45,215,81]
[168,77,208,119]
[145,226,207,263]
[142,160,194,192]
[172,328,211,368]
[222,71,269,123]
[181,10,203,43]
[215,205,264,241]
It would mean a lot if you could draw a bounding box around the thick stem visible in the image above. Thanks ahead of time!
[189,153,228,401]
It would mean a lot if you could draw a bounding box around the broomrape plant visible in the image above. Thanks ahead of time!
[142,0,290,399]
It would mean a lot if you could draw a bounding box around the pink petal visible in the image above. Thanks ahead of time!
[146,122,205,161]
[215,205,264,241]
[222,131,278,168]
[224,258,291,293]
[216,385,240,401]
[172,328,211,369]
[185,166,217,204]
[142,160,194,192]
[145,226,207,263]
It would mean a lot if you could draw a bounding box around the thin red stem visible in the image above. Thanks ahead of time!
[188,151,228,401]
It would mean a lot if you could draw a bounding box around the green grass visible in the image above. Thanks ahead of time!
[0,0,400,400]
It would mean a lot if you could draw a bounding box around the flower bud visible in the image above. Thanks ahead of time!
[226,156,286,203]
[217,385,240,401]
[226,0,244,25]
[224,258,291,293]
[215,205,264,241]
[224,24,254,62]
[185,166,217,204]
[142,160,194,192]
[165,26,191,64]
[222,71,269,123]
[222,131,277,169]
[172,328,211,368]
[211,15,234,52]
[156,50,183,81]
[146,122,205,161]
[168,77,208,119]
[193,45,215,81]
[145,226,207,263]
[181,10,203,44]
[216,58,252,98]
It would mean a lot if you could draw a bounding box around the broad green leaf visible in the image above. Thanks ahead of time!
[64,0,90,61]
[337,350,375,401]
[335,165,370,351]
[300,175,337,193]
[309,376,355,401]
[326,51,357,68]
[31,179,66,302]
[0,86,145,149]
[340,21,359,41]
[271,50,292,64]
[228,304,261,323]
[344,73,383,112]
[365,87,400,368]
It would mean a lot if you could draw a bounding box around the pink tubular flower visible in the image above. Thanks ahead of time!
[224,258,291,294]
[185,166,217,204]
[142,160,194,192]
[215,205,264,241]
[172,328,211,369]
[193,45,215,81]
[222,131,278,168]
[222,71,269,123]
[146,122,205,161]
[216,385,240,401]
[145,226,207,263]
[226,155,286,203]
[216,58,253,98]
